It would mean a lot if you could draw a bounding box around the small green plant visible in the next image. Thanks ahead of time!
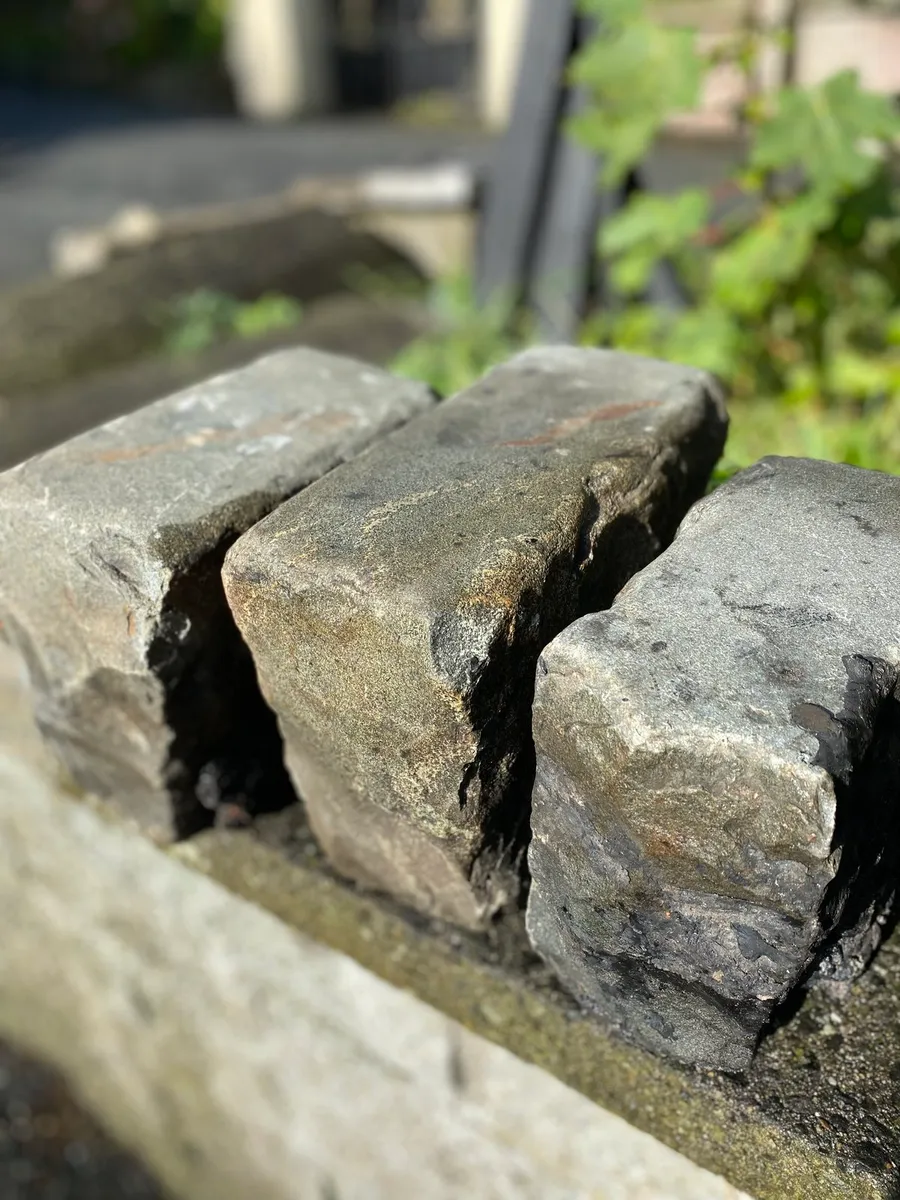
[572,0,900,409]
[391,1,900,479]
[391,276,536,397]
[164,289,303,357]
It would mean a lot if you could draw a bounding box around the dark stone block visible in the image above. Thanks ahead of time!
[528,456,900,1070]
[223,347,726,927]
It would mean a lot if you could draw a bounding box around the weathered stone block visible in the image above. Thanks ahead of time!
[0,349,434,838]
[527,456,900,1071]
[223,347,726,928]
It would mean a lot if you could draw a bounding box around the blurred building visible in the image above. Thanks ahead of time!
[225,0,900,130]
[225,0,523,125]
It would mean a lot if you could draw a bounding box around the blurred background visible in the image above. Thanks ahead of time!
[1,1,900,472]
[1,1,900,1195]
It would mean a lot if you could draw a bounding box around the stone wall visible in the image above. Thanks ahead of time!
[1,345,899,1199]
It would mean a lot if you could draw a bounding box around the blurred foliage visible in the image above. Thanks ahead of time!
[0,0,225,77]
[393,0,900,479]
[395,276,900,478]
[164,289,303,357]
[392,276,536,397]
[574,0,900,411]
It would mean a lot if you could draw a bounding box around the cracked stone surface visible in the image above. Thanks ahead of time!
[527,456,900,1072]
[0,348,434,839]
[223,347,726,928]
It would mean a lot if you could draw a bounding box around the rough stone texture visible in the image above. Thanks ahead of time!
[0,646,750,1200]
[0,349,434,839]
[528,456,900,1072]
[223,346,727,928]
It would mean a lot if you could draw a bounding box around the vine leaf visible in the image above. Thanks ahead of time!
[751,70,900,196]
[711,192,837,314]
[599,189,710,294]
[570,12,704,186]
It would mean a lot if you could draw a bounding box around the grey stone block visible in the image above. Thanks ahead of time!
[223,347,726,928]
[527,456,900,1071]
[0,349,434,839]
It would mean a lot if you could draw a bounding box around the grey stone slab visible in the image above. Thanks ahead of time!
[223,347,726,929]
[527,456,900,1072]
[0,349,434,839]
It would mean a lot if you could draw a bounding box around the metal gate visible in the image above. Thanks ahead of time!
[334,0,478,110]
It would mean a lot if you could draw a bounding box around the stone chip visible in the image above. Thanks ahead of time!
[0,348,434,838]
[223,347,727,928]
[527,456,900,1070]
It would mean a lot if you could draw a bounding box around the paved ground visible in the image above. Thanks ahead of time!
[0,84,491,285]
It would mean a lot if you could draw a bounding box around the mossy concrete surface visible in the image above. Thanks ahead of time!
[1,639,895,1198]
[0,643,751,1200]
[178,803,900,1200]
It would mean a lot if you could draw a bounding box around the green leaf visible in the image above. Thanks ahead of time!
[660,307,743,378]
[570,19,704,185]
[711,192,836,314]
[751,71,900,197]
[827,350,900,400]
[601,189,710,256]
[232,293,303,339]
[600,189,710,294]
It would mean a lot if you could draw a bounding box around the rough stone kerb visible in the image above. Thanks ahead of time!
[223,347,727,929]
[0,348,435,839]
[528,456,900,1070]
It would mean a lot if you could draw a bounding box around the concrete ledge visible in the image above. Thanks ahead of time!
[175,800,900,1200]
[0,646,748,1200]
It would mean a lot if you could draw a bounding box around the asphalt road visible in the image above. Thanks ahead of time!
[0,83,740,290]
[0,84,491,286]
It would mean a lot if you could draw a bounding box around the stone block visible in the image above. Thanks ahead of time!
[527,456,900,1070]
[223,347,726,928]
[0,349,434,839]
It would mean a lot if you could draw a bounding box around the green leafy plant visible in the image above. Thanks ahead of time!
[0,1,225,76]
[574,0,900,410]
[391,276,536,398]
[164,289,303,357]
[106,0,226,68]
[388,2,900,477]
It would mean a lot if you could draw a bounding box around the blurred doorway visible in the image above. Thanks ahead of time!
[335,0,478,110]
